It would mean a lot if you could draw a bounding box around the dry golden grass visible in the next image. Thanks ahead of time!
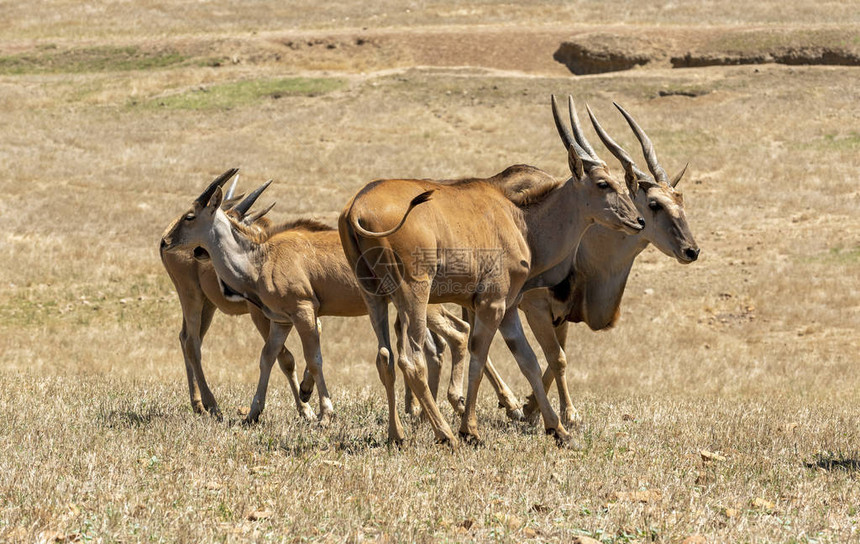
[1,2,859,542]
[2,0,859,41]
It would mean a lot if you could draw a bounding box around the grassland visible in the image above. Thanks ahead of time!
[1,2,859,543]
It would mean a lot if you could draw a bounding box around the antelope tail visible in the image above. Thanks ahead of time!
[350,190,434,238]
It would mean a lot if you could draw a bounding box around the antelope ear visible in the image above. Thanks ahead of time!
[206,186,223,210]
[625,171,639,194]
[567,145,584,179]
[669,163,688,188]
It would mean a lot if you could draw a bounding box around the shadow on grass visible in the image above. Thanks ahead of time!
[98,408,175,428]
[253,427,387,457]
[485,410,542,435]
[806,454,860,472]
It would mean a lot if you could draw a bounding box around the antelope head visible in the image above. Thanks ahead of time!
[160,167,238,253]
[589,102,700,264]
[190,176,277,262]
[551,95,644,234]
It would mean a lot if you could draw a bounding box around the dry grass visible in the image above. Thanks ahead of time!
[1,2,859,543]
[2,0,859,41]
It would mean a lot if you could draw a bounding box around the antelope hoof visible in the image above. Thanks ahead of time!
[458,431,483,447]
[242,412,262,427]
[522,396,539,416]
[506,407,526,422]
[318,412,333,428]
[546,427,581,449]
[436,435,459,451]
[207,406,224,422]
[298,404,315,421]
[387,427,406,446]
[192,401,206,415]
[562,410,583,429]
[456,397,466,415]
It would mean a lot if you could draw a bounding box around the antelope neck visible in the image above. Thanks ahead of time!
[204,210,262,294]
[523,181,590,281]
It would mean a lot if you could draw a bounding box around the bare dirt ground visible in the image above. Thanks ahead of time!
[1,2,859,542]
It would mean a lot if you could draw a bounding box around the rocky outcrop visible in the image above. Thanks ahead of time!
[553,33,664,75]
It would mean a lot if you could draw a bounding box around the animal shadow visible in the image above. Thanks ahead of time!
[806,454,860,472]
[253,427,386,457]
[98,408,173,428]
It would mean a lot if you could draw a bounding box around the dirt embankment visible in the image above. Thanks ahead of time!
[0,27,576,76]
[3,25,858,77]
[554,26,860,74]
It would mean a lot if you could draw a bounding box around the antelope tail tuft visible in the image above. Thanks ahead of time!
[410,189,434,208]
[351,190,434,238]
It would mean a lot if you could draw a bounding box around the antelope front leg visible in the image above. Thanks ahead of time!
[276,345,316,421]
[248,307,314,421]
[522,310,579,427]
[245,322,290,425]
[293,306,335,426]
[443,307,521,421]
[179,317,204,414]
[550,321,579,427]
[497,309,571,446]
[179,301,221,419]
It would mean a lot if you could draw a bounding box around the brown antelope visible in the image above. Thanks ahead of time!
[437,98,701,428]
[513,99,700,425]
[159,172,316,420]
[160,171,489,425]
[339,96,645,446]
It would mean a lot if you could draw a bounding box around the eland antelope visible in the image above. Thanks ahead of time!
[516,100,700,424]
[421,98,701,430]
[339,96,645,446]
[440,98,701,428]
[159,171,316,420]
[160,171,489,426]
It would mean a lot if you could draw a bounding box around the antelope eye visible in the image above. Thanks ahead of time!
[648,201,660,211]
[597,181,609,189]
[184,213,195,221]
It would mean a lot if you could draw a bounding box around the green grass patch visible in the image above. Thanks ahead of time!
[0,46,186,75]
[142,77,346,110]
[820,131,860,151]
[824,246,860,264]
[800,246,860,265]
